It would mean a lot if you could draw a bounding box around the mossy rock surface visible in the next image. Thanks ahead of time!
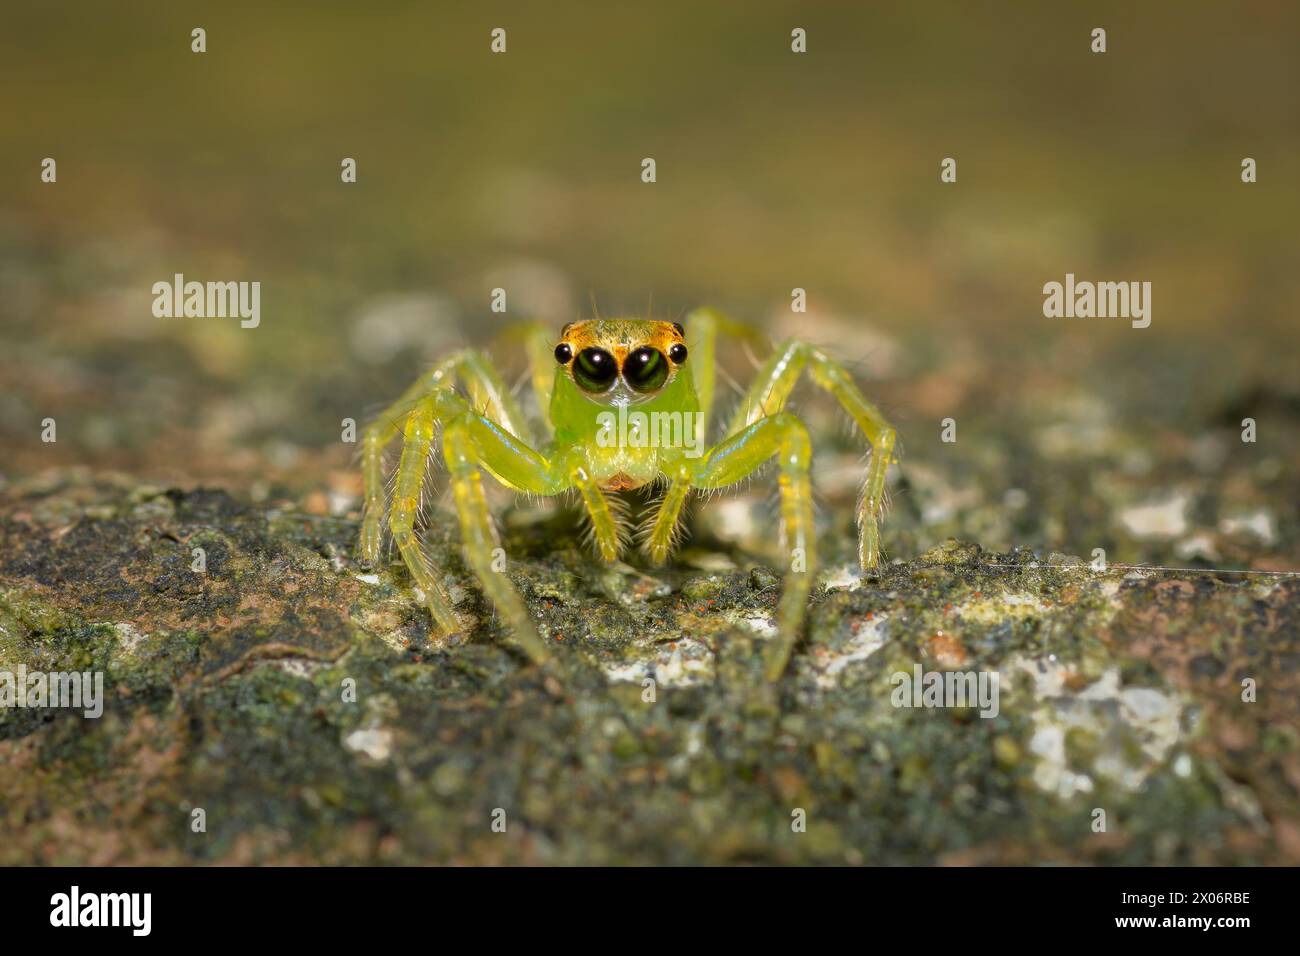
[2,470,1296,865]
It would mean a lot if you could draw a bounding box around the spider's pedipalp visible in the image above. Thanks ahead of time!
[638,474,693,564]
[572,466,632,560]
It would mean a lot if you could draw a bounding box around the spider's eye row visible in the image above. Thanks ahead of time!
[573,347,617,392]
[668,343,688,364]
[624,347,669,392]
[554,342,573,364]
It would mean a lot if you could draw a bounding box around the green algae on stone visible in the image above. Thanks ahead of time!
[0,471,1297,865]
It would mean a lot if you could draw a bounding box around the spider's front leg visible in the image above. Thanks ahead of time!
[727,338,897,569]
[683,413,816,680]
[640,308,770,565]
[358,350,535,568]
[439,405,558,665]
[678,306,772,441]
[387,399,461,637]
[368,381,565,666]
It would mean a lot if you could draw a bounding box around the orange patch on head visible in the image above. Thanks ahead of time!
[555,319,685,358]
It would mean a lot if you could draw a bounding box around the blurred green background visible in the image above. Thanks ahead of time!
[1,0,1297,567]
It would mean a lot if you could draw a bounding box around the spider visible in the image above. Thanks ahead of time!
[357,308,897,679]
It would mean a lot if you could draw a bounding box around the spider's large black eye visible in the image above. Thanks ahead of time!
[623,347,669,392]
[554,342,573,364]
[573,347,617,391]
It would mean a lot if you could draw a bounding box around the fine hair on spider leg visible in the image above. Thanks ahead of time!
[504,365,550,432]
[633,482,694,553]
[853,451,894,562]
[762,478,825,549]
[544,486,614,557]
[577,488,633,554]
[366,423,448,556]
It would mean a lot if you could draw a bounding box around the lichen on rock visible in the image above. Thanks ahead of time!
[1,470,1297,864]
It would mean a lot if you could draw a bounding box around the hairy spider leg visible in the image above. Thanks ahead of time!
[689,413,816,680]
[570,465,626,561]
[725,340,896,570]
[391,388,568,664]
[359,350,534,566]
[387,399,460,634]
[496,321,628,558]
[520,321,562,438]
[679,306,771,441]
[641,307,769,564]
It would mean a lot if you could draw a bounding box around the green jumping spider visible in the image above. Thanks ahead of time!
[357,307,897,679]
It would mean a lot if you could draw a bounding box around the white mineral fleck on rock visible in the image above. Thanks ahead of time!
[1174,532,1220,562]
[343,728,393,761]
[817,614,889,688]
[1119,492,1189,539]
[1218,509,1277,545]
[822,564,864,592]
[270,658,327,679]
[953,591,1049,626]
[1120,686,1182,763]
[603,636,713,688]
[1011,658,1186,797]
[113,621,147,655]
